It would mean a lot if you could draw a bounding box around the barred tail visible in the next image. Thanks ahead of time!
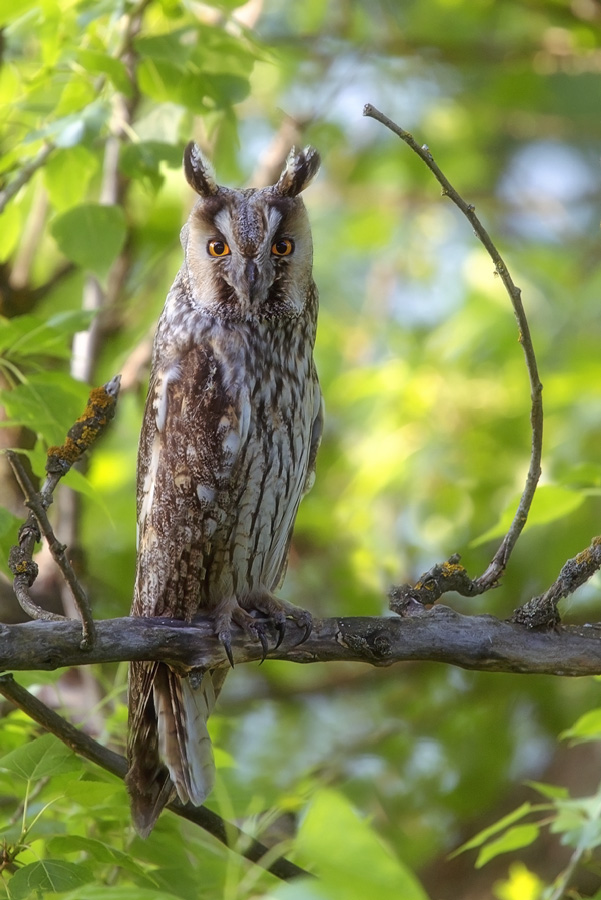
[126,661,221,837]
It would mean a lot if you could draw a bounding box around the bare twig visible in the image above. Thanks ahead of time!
[2,611,601,676]
[510,536,601,628]
[6,376,121,647]
[363,103,544,597]
[0,144,55,215]
[0,674,311,883]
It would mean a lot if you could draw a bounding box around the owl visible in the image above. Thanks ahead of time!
[126,143,323,837]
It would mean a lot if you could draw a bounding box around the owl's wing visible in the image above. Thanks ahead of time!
[303,365,324,495]
[132,341,249,619]
[271,371,323,591]
[128,342,248,833]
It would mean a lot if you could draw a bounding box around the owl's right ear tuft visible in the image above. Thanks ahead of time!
[274,146,321,198]
[183,142,218,197]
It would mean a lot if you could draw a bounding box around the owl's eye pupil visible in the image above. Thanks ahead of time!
[272,238,294,257]
[208,240,230,258]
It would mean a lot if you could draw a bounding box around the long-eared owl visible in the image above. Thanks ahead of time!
[126,143,322,837]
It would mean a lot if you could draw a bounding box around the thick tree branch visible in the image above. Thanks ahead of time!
[363,104,544,599]
[1,610,601,676]
[0,674,310,883]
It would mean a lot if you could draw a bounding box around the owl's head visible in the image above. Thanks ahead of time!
[181,143,320,321]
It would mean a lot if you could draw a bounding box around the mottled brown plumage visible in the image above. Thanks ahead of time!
[126,143,322,836]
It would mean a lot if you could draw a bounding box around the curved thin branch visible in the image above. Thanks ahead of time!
[0,674,310,883]
[2,610,601,676]
[363,103,543,594]
[6,376,121,647]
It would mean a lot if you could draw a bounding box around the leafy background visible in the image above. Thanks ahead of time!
[1,0,601,897]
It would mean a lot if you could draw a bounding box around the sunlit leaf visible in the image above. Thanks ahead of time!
[0,733,81,781]
[295,789,429,900]
[7,860,93,899]
[450,802,533,856]
[471,486,585,547]
[0,201,22,261]
[0,506,21,577]
[475,824,539,868]
[561,708,601,743]
[43,146,99,211]
[525,781,569,800]
[77,50,132,96]
[0,0,37,25]
[50,203,127,281]
[0,311,95,361]
[60,887,183,900]
[0,372,90,446]
[48,836,151,879]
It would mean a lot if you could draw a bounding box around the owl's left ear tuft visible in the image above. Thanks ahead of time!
[274,146,321,198]
[184,142,218,197]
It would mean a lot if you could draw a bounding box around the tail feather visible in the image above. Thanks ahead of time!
[155,668,216,806]
[127,660,221,836]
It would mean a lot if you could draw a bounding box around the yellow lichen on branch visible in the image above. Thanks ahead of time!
[45,376,121,476]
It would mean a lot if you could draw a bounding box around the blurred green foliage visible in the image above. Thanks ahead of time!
[1,0,601,896]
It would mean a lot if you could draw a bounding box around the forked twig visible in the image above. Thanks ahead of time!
[0,674,311,883]
[364,103,544,601]
[7,375,121,648]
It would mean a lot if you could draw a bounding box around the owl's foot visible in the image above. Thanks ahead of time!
[213,595,312,667]
[244,593,313,650]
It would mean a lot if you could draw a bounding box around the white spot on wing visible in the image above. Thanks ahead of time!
[139,435,161,528]
[154,365,180,432]
[197,484,216,507]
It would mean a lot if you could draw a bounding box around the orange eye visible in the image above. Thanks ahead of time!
[208,239,230,257]
[272,238,294,257]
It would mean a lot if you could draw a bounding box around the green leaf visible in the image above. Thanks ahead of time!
[0,311,95,362]
[295,789,429,900]
[525,780,570,800]
[471,486,585,547]
[0,733,81,781]
[0,201,22,262]
[7,860,93,899]
[60,887,184,900]
[270,882,332,900]
[134,31,194,65]
[475,824,540,868]
[450,802,533,856]
[43,146,99,211]
[203,72,250,105]
[0,0,37,26]
[136,59,207,113]
[561,708,601,743]
[0,372,90,446]
[77,49,132,96]
[50,203,127,281]
[119,141,182,188]
[48,836,152,880]
[0,506,22,577]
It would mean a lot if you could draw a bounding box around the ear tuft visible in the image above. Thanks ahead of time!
[274,146,321,198]
[183,142,218,197]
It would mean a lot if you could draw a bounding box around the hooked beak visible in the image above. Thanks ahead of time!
[244,259,258,302]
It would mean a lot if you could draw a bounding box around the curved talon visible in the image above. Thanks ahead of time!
[256,627,269,664]
[296,619,313,646]
[220,631,235,668]
[274,618,287,650]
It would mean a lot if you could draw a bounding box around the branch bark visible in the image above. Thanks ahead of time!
[2,609,601,676]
